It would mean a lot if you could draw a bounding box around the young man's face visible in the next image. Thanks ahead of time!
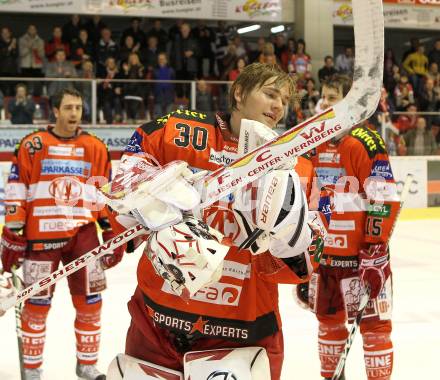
[234,78,290,129]
[54,95,83,134]
[321,84,343,110]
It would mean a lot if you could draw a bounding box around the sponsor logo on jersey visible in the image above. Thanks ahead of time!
[48,145,84,157]
[39,218,89,232]
[371,160,394,180]
[351,127,386,158]
[316,167,346,186]
[41,159,91,177]
[208,147,238,166]
[329,219,355,231]
[367,204,391,217]
[192,283,242,306]
[325,233,348,248]
[319,152,340,163]
[8,163,19,181]
[33,205,92,217]
[30,240,69,251]
[125,130,143,153]
[222,261,251,280]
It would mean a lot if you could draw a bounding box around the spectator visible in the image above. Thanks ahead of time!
[169,22,200,98]
[168,19,184,42]
[98,57,123,124]
[335,46,354,75]
[120,17,145,48]
[195,79,214,112]
[249,36,266,64]
[228,56,247,81]
[273,34,287,63]
[402,37,419,62]
[384,64,401,95]
[62,14,84,45]
[192,21,215,78]
[142,35,159,73]
[403,44,429,95]
[18,24,45,96]
[431,117,440,145]
[0,89,4,114]
[428,38,440,68]
[394,73,415,110]
[280,38,296,72]
[395,103,418,133]
[8,83,35,124]
[121,52,145,122]
[404,116,438,155]
[84,15,107,45]
[214,21,232,76]
[0,27,18,96]
[119,35,140,67]
[96,27,119,77]
[70,28,95,69]
[300,78,320,118]
[259,42,278,66]
[426,62,440,87]
[288,38,311,87]
[318,55,337,85]
[232,35,247,58]
[152,52,175,118]
[45,26,70,62]
[418,77,440,127]
[146,19,168,53]
[76,60,95,122]
[45,49,77,100]
[383,48,397,89]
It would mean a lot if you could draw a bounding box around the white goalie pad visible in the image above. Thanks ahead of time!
[107,354,183,380]
[0,272,16,316]
[184,346,270,380]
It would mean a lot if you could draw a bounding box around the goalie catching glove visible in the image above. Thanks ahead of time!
[101,155,202,231]
[146,216,229,298]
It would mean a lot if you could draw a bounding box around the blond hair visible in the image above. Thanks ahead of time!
[229,63,297,110]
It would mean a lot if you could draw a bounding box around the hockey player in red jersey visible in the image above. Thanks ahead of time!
[305,75,399,380]
[103,63,327,380]
[0,88,123,380]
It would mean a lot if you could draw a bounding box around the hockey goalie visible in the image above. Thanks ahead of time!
[102,62,327,380]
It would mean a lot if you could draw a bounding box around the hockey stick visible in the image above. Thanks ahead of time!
[0,0,383,313]
[331,173,414,380]
[11,266,25,380]
[0,223,147,311]
[197,0,384,208]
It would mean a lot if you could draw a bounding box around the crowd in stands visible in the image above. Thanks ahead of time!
[0,15,439,155]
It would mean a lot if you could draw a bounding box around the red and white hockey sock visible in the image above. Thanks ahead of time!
[73,295,102,365]
[318,322,349,378]
[363,332,393,380]
[21,301,50,369]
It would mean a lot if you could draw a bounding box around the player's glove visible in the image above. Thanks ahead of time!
[358,243,390,298]
[0,227,27,273]
[100,230,125,270]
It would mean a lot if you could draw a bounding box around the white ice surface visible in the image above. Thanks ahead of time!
[0,219,438,379]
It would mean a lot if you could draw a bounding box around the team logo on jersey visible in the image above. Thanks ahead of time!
[318,152,340,163]
[371,160,394,180]
[41,159,91,178]
[49,176,83,205]
[208,147,238,166]
[48,145,84,157]
[125,130,143,153]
